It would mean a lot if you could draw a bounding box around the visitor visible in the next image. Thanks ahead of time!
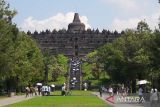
[37,86,41,96]
[99,85,103,97]
[108,86,113,96]
[41,85,48,96]
[25,86,30,97]
[61,83,66,96]
[30,86,35,96]
[121,84,125,96]
[150,87,159,107]
[102,86,107,92]
[138,86,143,104]
[34,86,38,96]
[47,85,51,96]
[84,82,88,91]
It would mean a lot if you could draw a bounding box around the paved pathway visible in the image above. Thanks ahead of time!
[92,92,151,107]
[0,95,36,107]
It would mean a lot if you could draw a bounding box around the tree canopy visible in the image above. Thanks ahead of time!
[96,21,160,92]
[0,0,44,91]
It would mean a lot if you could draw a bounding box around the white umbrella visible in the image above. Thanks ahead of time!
[36,83,42,86]
[51,84,55,87]
[137,80,149,85]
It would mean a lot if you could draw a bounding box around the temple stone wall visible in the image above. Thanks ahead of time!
[31,31,120,57]
[29,13,121,57]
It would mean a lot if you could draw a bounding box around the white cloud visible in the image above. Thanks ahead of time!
[111,11,160,32]
[20,12,91,32]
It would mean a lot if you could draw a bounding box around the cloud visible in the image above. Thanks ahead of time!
[111,11,160,32]
[20,12,91,32]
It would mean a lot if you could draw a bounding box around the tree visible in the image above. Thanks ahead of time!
[148,29,160,88]
[97,21,152,93]
[82,50,109,86]
[50,54,68,82]
[0,0,17,22]
[137,21,151,33]
[98,43,125,83]
[43,53,69,84]
[14,33,44,85]
[0,0,44,92]
[0,21,45,91]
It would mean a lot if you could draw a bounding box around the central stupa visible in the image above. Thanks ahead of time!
[68,13,85,33]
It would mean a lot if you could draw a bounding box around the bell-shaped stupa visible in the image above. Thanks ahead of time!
[68,13,85,33]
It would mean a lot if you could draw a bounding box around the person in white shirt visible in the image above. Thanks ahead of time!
[41,86,47,96]
[108,86,113,96]
[61,83,66,96]
[150,87,159,107]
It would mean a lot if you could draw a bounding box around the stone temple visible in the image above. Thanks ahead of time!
[28,13,121,58]
[28,13,121,90]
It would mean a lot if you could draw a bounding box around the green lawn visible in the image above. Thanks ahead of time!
[6,91,112,107]
[52,90,93,96]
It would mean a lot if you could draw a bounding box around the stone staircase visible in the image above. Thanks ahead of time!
[69,58,81,90]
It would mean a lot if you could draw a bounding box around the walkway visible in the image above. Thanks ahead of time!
[92,92,151,107]
[0,95,35,107]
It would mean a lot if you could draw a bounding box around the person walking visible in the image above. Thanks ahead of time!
[34,86,38,96]
[138,86,143,104]
[108,86,113,96]
[47,85,51,96]
[61,83,66,96]
[25,86,30,97]
[99,85,103,97]
[150,87,159,107]
[37,86,41,96]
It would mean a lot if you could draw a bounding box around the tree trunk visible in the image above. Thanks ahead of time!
[131,79,136,93]
[44,64,48,84]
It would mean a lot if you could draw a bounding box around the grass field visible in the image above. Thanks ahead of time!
[52,90,93,96]
[6,91,112,107]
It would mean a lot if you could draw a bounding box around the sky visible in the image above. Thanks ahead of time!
[7,0,160,32]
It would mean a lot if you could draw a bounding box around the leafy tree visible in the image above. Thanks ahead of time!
[14,33,44,85]
[0,0,17,22]
[44,53,68,84]
[50,54,68,82]
[97,21,152,93]
[148,29,160,88]
[0,21,45,90]
[98,43,125,83]
[0,0,44,92]
[137,21,151,33]
[82,51,109,86]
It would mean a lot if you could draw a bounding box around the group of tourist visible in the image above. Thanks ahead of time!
[25,85,41,97]
[41,85,51,96]
[150,87,159,107]
[99,84,129,97]
[25,85,51,97]
[138,86,159,107]
[99,84,159,106]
